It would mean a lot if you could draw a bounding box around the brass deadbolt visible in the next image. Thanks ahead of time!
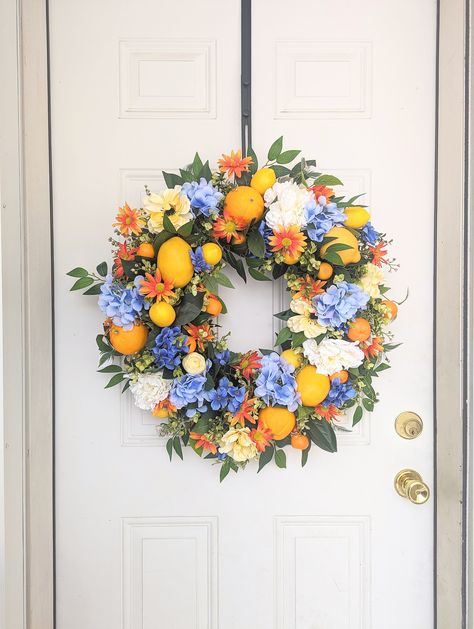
[395,411,423,439]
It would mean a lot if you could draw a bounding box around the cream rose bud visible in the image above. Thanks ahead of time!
[182,352,206,375]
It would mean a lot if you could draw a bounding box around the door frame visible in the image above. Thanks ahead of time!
[0,0,470,627]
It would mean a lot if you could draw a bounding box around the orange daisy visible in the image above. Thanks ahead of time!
[230,396,257,426]
[184,323,215,352]
[113,203,145,236]
[113,242,137,278]
[292,275,326,301]
[250,421,273,452]
[212,209,247,243]
[309,184,335,200]
[218,149,253,178]
[368,241,388,266]
[361,336,384,358]
[189,432,217,454]
[233,350,262,380]
[315,404,340,422]
[139,270,176,302]
[269,225,307,257]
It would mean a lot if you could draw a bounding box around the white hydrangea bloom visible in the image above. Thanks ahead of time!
[302,338,365,376]
[358,263,384,299]
[219,427,258,462]
[129,372,172,411]
[264,181,312,229]
[287,298,327,339]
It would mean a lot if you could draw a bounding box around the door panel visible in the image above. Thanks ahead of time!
[51,1,436,628]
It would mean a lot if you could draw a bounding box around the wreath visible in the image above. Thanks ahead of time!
[68,137,400,480]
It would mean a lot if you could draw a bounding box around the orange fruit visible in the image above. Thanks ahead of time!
[136,242,155,258]
[250,167,276,195]
[330,370,349,384]
[291,434,310,450]
[320,226,360,265]
[318,262,333,280]
[347,317,371,342]
[283,251,301,265]
[206,295,222,316]
[108,322,148,355]
[382,299,398,320]
[296,365,330,406]
[224,186,264,226]
[259,406,296,440]
[231,233,247,246]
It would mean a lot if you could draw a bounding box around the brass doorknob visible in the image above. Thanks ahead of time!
[394,469,430,504]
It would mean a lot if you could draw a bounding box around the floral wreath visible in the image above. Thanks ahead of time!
[69,138,400,480]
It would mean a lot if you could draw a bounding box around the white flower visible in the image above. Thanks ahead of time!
[143,186,193,234]
[182,352,206,375]
[263,181,312,229]
[358,263,384,299]
[129,372,172,411]
[219,427,258,462]
[302,338,364,376]
[287,299,327,339]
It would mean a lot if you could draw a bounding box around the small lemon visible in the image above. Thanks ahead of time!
[282,251,301,265]
[149,301,176,327]
[317,262,333,280]
[281,349,303,369]
[344,206,370,229]
[250,167,277,195]
[202,242,222,266]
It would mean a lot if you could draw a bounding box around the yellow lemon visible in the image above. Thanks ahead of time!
[320,226,361,265]
[157,236,194,288]
[281,349,303,369]
[149,301,176,327]
[153,408,169,418]
[201,242,222,266]
[224,186,264,226]
[259,406,296,441]
[282,251,301,265]
[296,365,330,407]
[250,167,277,195]
[344,206,370,229]
[108,322,148,356]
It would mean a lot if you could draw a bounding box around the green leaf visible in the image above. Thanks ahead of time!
[274,326,292,347]
[307,419,338,453]
[220,459,231,482]
[193,416,210,434]
[122,379,130,393]
[224,250,247,283]
[274,449,287,469]
[199,160,212,181]
[173,436,183,460]
[98,364,122,373]
[301,443,310,467]
[166,438,173,461]
[362,398,374,412]
[105,372,125,388]
[271,165,291,178]
[375,363,391,373]
[322,250,344,266]
[192,152,203,178]
[247,147,258,175]
[70,276,94,291]
[291,331,307,347]
[313,174,344,186]
[202,275,219,294]
[162,171,183,188]
[178,220,194,237]
[247,230,266,258]
[67,267,88,278]
[352,406,363,426]
[277,149,301,164]
[96,261,108,277]
[153,230,173,250]
[268,136,283,161]
[174,292,205,326]
[83,283,103,295]
[96,334,110,352]
[248,267,271,281]
[163,214,177,233]
[273,309,293,321]
[258,444,274,472]
[214,271,234,289]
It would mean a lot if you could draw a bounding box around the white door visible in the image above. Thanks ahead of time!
[51,1,436,628]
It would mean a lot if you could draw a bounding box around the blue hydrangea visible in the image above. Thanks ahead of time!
[206,377,246,412]
[314,281,369,328]
[152,326,188,371]
[214,350,230,366]
[181,178,223,217]
[189,246,212,272]
[361,221,379,245]
[323,380,357,407]
[169,373,209,414]
[254,353,300,412]
[98,275,149,330]
[304,196,346,242]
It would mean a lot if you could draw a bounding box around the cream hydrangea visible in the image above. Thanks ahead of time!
[358,263,384,299]
[302,338,365,376]
[263,181,312,229]
[129,372,172,411]
[143,186,193,233]
[219,427,258,462]
[182,352,206,375]
[287,298,327,339]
